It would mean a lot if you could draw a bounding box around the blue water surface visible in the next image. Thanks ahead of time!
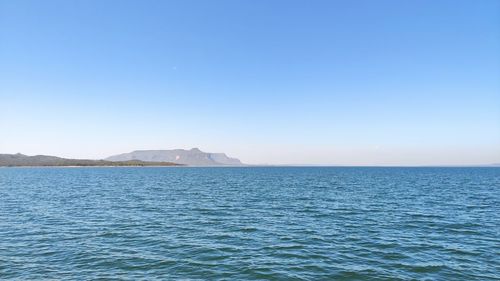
[0,167,499,280]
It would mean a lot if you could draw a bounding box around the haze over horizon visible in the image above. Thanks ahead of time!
[1,0,499,166]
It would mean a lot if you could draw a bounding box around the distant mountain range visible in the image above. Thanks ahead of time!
[106,148,244,166]
[0,148,244,167]
[0,153,180,167]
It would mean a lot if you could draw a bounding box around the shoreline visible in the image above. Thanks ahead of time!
[1,165,498,168]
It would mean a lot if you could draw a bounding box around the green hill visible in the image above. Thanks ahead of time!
[0,153,181,167]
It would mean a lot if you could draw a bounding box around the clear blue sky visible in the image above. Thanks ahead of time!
[1,0,499,165]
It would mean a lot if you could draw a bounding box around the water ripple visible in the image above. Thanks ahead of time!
[0,167,499,280]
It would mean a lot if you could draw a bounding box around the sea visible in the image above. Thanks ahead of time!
[0,167,499,280]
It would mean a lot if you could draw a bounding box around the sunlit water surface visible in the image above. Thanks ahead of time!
[1,167,499,280]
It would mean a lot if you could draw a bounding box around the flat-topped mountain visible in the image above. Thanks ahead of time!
[106,148,243,166]
[0,153,180,167]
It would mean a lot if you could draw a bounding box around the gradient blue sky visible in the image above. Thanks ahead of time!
[1,0,499,165]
